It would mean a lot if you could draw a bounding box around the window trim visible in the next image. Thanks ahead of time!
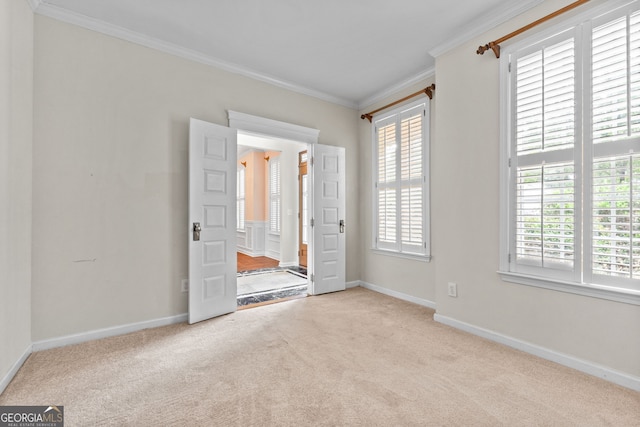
[499,0,640,305]
[371,97,431,261]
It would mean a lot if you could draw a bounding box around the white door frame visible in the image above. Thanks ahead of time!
[228,111,324,294]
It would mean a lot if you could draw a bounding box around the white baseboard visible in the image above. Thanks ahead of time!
[279,261,297,268]
[359,281,436,309]
[32,313,188,352]
[346,281,360,289]
[434,314,640,392]
[0,344,32,395]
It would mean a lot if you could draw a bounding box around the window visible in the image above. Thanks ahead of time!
[373,99,430,259]
[501,0,640,303]
[269,157,281,234]
[237,167,245,231]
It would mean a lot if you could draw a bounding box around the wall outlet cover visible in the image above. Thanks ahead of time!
[447,282,457,298]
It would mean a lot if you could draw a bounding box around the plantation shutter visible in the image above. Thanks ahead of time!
[588,9,640,288]
[374,101,427,255]
[399,108,425,254]
[377,119,397,249]
[511,32,578,278]
[269,158,281,233]
[237,168,245,230]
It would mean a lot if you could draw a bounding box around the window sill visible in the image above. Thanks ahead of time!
[372,248,431,263]
[498,271,640,306]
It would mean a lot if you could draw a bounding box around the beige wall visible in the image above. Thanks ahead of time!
[32,15,360,341]
[358,77,437,303]
[0,0,33,384]
[432,0,640,377]
[240,151,266,222]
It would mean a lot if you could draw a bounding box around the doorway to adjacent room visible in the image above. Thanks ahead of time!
[235,135,308,308]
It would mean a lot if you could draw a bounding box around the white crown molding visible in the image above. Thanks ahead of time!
[428,0,544,58]
[358,66,435,111]
[27,0,41,11]
[32,2,358,109]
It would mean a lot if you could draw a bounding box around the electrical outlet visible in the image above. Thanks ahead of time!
[447,282,457,298]
[181,279,189,293]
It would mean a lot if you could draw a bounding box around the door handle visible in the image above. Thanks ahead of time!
[193,222,201,241]
[339,220,345,233]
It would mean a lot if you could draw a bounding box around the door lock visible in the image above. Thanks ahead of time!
[339,220,345,233]
[193,222,201,241]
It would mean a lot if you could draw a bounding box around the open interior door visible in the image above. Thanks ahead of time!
[189,118,237,324]
[310,144,346,295]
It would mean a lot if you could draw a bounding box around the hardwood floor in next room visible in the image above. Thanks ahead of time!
[237,253,280,272]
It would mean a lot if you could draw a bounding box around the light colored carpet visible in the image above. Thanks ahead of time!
[237,271,307,296]
[1,288,639,426]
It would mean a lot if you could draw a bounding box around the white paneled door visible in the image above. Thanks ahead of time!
[189,118,237,324]
[311,144,346,295]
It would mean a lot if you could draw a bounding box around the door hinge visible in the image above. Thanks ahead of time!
[508,253,511,263]
[298,250,300,256]
[508,157,512,167]
[310,218,314,227]
[508,61,512,72]
[311,156,314,166]
[310,274,315,282]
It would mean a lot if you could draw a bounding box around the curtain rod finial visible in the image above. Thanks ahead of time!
[361,114,373,122]
[425,83,436,99]
[477,42,500,58]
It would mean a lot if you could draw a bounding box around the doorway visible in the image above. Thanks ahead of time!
[235,134,308,308]
[188,115,346,324]
[298,151,308,268]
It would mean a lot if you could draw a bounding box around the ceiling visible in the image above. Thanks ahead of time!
[32,0,542,109]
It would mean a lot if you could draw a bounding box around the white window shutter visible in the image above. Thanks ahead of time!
[373,100,429,256]
[512,34,577,275]
[269,158,281,233]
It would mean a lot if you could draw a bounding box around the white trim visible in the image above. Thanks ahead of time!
[434,314,640,392]
[346,281,360,289]
[0,345,32,395]
[228,111,320,145]
[27,0,41,11]
[428,0,544,58]
[32,313,188,352]
[31,3,356,109]
[359,281,436,309]
[499,271,640,306]
[358,67,435,111]
[279,261,298,268]
[371,248,432,263]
